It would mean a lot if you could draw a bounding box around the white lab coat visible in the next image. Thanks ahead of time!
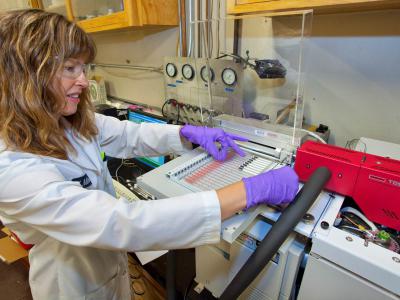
[0,113,221,300]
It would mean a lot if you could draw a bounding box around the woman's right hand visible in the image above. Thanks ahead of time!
[242,166,299,209]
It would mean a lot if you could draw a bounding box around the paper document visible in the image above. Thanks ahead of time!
[135,250,167,265]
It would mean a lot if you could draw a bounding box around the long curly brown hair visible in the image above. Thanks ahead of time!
[0,9,98,159]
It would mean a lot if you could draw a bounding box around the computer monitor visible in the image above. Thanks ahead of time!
[128,110,168,168]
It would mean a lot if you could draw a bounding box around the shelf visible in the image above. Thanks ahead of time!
[227,0,400,15]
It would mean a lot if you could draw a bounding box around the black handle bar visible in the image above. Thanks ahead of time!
[219,166,331,300]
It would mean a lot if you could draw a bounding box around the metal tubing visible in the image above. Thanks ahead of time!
[187,0,193,57]
[219,166,331,300]
[178,0,183,56]
[91,63,163,73]
[180,0,187,56]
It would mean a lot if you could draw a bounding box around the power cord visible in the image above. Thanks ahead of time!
[300,129,327,144]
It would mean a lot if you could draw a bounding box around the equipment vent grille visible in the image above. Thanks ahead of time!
[240,285,268,300]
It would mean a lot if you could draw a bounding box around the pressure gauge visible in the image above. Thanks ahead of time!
[200,66,215,83]
[165,63,177,77]
[221,68,237,86]
[182,64,195,80]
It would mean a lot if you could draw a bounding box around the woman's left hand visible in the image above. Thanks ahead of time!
[180,125,247,161]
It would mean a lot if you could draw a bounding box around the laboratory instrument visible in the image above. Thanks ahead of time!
[137,12,400,300]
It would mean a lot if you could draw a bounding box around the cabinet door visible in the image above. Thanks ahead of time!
[71,0,137,33]
[70,0,125,22]
[40,0,69,17]
[227,0,400,14]
[45,0,179,33]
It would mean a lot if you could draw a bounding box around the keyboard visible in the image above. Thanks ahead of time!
[112,179,140,202]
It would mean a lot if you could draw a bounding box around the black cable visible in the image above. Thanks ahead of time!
[161,99,181,124]
[215,54,228,60]
[217,52,256,69]
[161,99,171,118]
[176,102,180,123]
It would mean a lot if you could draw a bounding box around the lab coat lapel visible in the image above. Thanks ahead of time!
[65,128,101,173]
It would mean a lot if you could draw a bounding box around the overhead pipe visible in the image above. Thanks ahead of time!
[91,63,163,73]
[187,0,194,57]
[179,0,187,56]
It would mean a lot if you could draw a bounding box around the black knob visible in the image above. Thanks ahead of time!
[321,221,329,230]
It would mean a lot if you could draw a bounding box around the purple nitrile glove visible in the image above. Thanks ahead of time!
[180,125,247,161]
[243,166,299,208]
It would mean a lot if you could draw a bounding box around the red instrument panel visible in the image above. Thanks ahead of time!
[295,141,400,230]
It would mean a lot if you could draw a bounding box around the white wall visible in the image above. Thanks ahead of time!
[91,27,179,108]
[303,10,400,146]
[91,8,400,147]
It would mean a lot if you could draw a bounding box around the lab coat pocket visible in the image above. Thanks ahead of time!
[85,265,130,300]
[85,270,118,300]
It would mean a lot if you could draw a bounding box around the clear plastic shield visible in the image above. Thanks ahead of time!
[164,10,312,150]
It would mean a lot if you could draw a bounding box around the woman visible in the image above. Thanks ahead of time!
[0,10,298,300]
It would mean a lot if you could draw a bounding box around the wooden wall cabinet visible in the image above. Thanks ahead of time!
[227,0,400,15]
[40,0,178,33]
[0,0,41,11]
